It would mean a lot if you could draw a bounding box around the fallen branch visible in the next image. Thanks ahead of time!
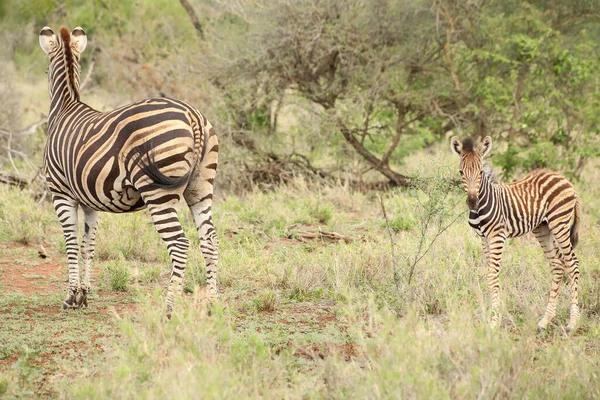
[0,116,48,137]
[287,226,353,244]
[0,171,28,189]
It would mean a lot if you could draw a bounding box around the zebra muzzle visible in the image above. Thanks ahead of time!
[467,194,479,211]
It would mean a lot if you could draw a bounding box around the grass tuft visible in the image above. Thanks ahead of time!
[102,260,131,292]
[252,290,278,312]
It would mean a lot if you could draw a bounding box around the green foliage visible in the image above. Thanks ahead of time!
[96,212,166,262]
[103,260,131,292]
[309,203,333,225]
[0,375,7,396]
[141,264,161,284]
[385,214,414,233]
[251,290,278,312]
[0,187,54,244]
[13,347,40,387]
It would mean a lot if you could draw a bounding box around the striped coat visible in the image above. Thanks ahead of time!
[39,26,219,316]
[451,136,581,333]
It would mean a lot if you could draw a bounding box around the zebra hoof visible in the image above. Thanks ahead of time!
[565,326,574,335]
[536,326,546,335]
[165,312,172,321]
[75,289,88,308]
[62,292,77,310]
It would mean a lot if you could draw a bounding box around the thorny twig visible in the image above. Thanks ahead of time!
[379,195,400,288]
[405,173,466,285]
[407,204,465,284]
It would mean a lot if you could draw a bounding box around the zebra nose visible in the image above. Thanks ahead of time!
[467,194,479,210]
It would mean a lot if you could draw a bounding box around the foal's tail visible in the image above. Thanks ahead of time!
[570,197,581,249]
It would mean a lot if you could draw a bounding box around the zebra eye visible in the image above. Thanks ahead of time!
[459,171,464,176]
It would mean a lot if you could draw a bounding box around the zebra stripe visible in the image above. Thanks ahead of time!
[39,26,219,316]
[451,136,581,333]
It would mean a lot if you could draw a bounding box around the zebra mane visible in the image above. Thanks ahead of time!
[59,26,80,101]
[461,137,476,152]
[482,160,497,182]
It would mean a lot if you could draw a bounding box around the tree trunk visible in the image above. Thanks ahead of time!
[179,0,205,40]
[335,116,411,187]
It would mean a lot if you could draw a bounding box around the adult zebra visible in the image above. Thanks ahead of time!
[451,136,581,333]
[39,26,219,317]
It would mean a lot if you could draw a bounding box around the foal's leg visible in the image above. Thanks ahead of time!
[533,223,564,331]
[486,231,506,329]
[548,220,580,333]
[481,237,490,266]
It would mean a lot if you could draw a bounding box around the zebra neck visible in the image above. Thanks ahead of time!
[476,173,499,210]
[48,78,79,128]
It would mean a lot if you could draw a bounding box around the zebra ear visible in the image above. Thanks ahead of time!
[450,136,462,156]
[478,136,492,158]
[39,26,57,55]
[70,27,87,55]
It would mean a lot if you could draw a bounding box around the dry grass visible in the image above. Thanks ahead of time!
[1,152,600,398]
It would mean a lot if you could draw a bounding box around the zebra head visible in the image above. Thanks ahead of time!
[450,135,492,211]
[39,26,87,101]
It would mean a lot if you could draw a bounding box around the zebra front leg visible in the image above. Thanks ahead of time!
[481,237,490,266]
[53,195,81,309]
[147,205,190,318]
[486,233,506,329]
[77,207,99,308]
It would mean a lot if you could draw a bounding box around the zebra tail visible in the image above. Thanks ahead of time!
[133,140,191,189]
[570,197,581,249]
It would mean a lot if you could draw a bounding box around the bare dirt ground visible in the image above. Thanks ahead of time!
[0,242,138,397]
[0,240,350,398]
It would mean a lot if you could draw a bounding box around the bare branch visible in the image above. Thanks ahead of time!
[379,195,400,288]
[335,115,411,187]
[179,0,205,40]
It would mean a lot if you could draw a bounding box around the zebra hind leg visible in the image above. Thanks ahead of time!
[533,223,564,332]
[146,204,190,318]
[549,221,581,334]
[184,129,219,303]
[76,207,100,308]
[187,194,219,303]
[52,195,82,309]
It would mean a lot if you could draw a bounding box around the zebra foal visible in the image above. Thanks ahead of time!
[450,136,581,333]
[39,26,219,317]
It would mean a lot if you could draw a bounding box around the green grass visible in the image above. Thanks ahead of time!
[1,161,600,398]
[103,260,131,292]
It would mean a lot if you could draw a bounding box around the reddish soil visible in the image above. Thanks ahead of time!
[0,243,65,295]
[0,242,140,397]
[0,242,137,315]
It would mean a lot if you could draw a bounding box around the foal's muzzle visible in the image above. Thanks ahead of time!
[467,194,479,211]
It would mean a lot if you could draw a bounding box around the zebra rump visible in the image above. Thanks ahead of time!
[132,139,192,189]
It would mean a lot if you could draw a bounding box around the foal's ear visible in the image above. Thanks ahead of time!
[450,136,462,156]
[478,136,492,158]
[70,27,87,55]
[39,26,57,55]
